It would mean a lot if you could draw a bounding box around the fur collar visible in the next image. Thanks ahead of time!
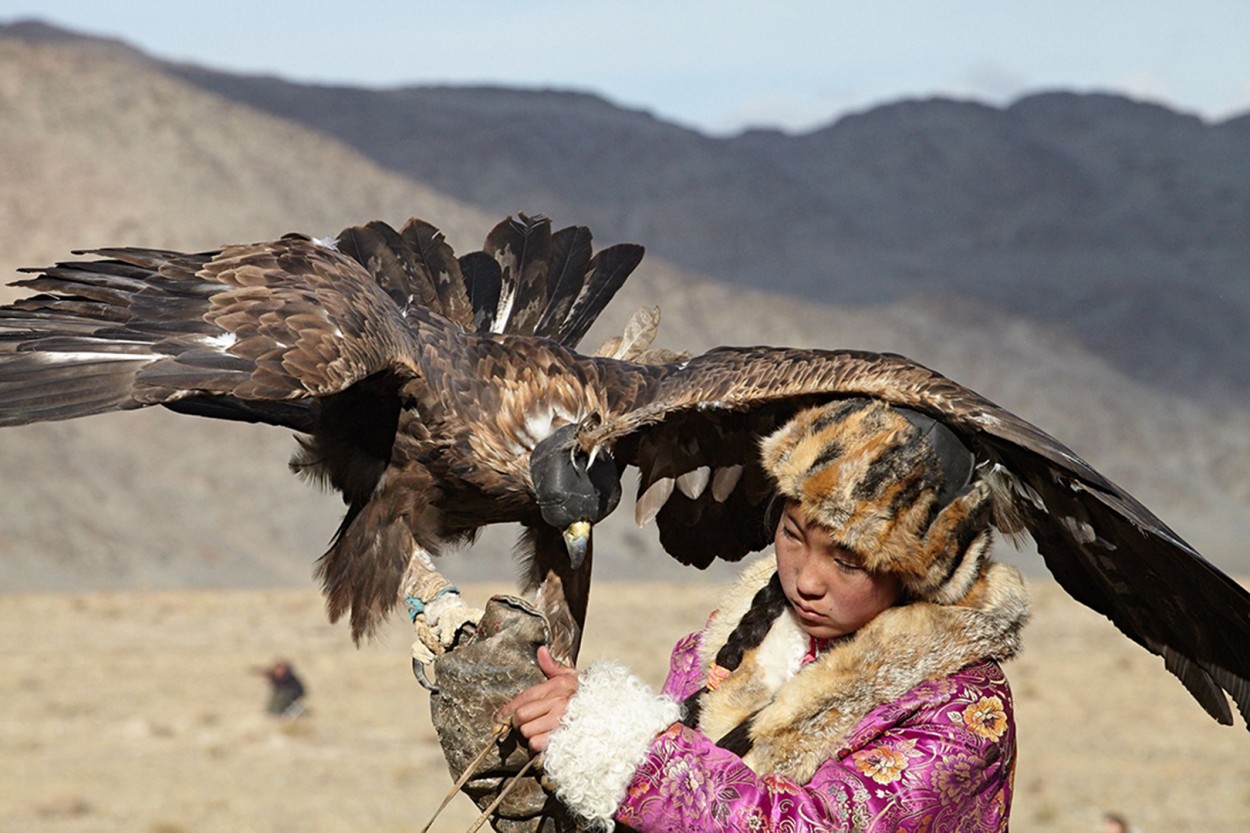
[695,554,1029,783]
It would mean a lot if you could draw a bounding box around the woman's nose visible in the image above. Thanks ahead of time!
[794,551,823,597]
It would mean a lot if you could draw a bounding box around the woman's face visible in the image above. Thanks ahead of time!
[774,501,903,640]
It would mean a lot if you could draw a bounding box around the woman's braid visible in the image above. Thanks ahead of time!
[680,572,788,726]
[714,572,788,671]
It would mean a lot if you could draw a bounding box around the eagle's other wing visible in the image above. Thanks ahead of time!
[0,214,645,430]
[591,345,1250,727]
[0,234,427,429]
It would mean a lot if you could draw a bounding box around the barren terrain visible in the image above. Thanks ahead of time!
[2,579,1248,833]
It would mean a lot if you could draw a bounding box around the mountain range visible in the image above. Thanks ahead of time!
[162,43,1250,406]
[0,19,1246,594]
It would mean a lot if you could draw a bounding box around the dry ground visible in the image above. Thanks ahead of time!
[2,579,1247,833]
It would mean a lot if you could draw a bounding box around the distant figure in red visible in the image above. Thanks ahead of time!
[256,659,306,718]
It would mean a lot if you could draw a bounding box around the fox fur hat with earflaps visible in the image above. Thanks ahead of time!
[760,397,994,605]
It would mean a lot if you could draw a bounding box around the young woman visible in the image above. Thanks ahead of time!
[503,398,1030,832]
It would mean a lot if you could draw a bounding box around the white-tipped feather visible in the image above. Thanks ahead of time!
[676,466,710,500]
[635,476,674,526]
[37,351,152,364]
[202,332,238,350]
[711,464,743,502]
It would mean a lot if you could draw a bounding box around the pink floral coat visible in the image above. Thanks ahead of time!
[614,631,1016,832]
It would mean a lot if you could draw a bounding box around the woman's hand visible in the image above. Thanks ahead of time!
[499,646,579,753]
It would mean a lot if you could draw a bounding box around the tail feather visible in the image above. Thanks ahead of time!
[533,224,594,339]
[556,242,646,346]
[472,215,644,347]
[335,221,442,313]
[330,214,644,349]
[483,213,553,336]
[459,251,503,333]
[399,218,474,328]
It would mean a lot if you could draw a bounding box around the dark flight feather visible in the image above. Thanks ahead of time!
[460,251,502,334]
[556,241,646,346]
[534,225,594,339]
[484,213,552,336]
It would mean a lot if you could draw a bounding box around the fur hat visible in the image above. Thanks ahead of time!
[760,398,994,605]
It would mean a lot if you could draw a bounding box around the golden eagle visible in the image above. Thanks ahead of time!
[1,214,1247,731]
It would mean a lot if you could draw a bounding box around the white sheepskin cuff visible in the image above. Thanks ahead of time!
[542,660,681,830]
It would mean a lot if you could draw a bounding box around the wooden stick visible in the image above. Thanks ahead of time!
[418,722,511,833]
[463,755,539,833]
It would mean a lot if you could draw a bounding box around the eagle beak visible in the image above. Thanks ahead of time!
[562,520,592,569]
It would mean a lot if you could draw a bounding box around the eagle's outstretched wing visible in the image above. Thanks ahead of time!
[0,214,642,428]
[0,236,433,429]
[0,214,645,642]
[586,345,1250,727]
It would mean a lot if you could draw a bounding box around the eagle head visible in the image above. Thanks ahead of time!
[530,423,622,568]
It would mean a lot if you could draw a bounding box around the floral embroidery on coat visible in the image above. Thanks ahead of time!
[961,695,1009,742]
[617,634,1016,832]
[851,740,919,785]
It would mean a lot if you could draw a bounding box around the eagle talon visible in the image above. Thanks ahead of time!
[412,656,439,693]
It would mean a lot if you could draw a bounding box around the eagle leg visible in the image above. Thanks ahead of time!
[402,546,483,666]
[523,524,593,665]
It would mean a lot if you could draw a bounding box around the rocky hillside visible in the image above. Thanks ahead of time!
[0,26,1246,595]
[152,40,1250,406]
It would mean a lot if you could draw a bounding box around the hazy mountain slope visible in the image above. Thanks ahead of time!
[135,35,1249,405]
[0,31,1246,598]
[0,36,495,293]
[0,34,494,590]
[730,95,1250,402]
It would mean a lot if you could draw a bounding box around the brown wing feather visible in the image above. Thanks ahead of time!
[592,345,1250,725]
[198,238,426,398]
[593,346,1104,483]
[0,236,425,428]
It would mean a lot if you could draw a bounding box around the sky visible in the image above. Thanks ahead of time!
[2,1,1248,135]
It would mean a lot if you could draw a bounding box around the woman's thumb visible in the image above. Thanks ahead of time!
[536,645,573,678]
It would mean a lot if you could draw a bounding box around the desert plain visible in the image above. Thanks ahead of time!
[1,576,1248,833]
